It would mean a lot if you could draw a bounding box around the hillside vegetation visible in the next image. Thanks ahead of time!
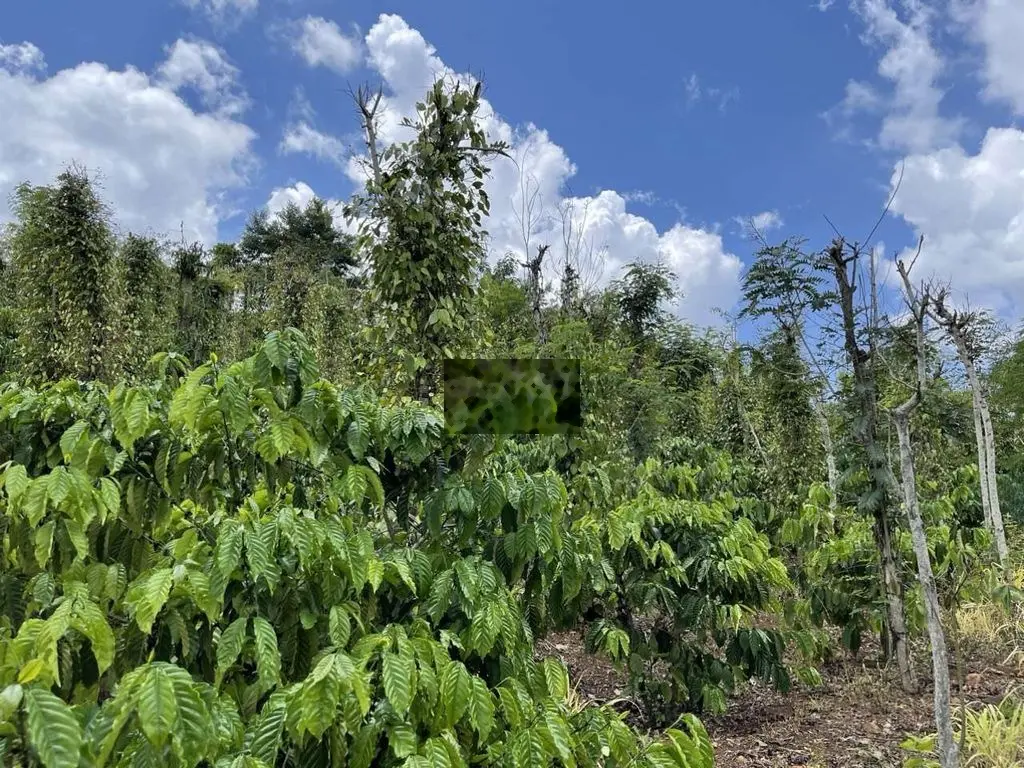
[0,77,1022,767]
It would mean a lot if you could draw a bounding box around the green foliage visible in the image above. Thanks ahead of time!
[345,79,509,399]
[111,234,173,378]
[0,330,715,767]
[7,165,115,381]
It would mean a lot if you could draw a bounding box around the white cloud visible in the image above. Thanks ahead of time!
[180,0,258,22]
[279,122,347,166]
[155,39,248,116]
[682,72,739,113]
[343,14,741,324]
[0,52,256,245]
[736,210,784,236]
[0,42,45,75]
[836,0,960,153]
[960,0,1024,116]
[266,181,316,213]
[292,16,362,74]
[889,127,1024,316]
[264,181,354,234]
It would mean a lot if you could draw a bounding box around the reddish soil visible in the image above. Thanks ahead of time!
[535,628,1024,767]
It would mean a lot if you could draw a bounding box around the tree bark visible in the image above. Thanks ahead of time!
[893,256,958,767]
[931,300,1009,569]
[894,409,959,767]
[826,239,915,692]
[813,396,839,512]
[978,380,1008,566]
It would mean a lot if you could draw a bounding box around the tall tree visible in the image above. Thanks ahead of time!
[237,198,356,334]
[823,237,915,692]
[172,241,229,365]
[346,78,508,401]
[742,239,838,507]
[8,166,114,380]
[112,234,171,377]
[930,293,1010,567]
[892,249,957,766]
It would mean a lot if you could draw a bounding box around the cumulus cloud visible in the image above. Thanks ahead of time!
[959,0,1024,116]
[155,39,248,116]
[279,122,348,166]
[342,14,741,324]
[0,42,45,75]
[0,50,256,244]
[832,1,1024,318]
[831,0,960,153]
[889,128,1024,316]
[291,16,362,74]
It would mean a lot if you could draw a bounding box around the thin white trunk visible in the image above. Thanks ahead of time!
[894,409,959,768]
[978,385,1008,566]
[894,254,958,768]
[959,345,1008,567]
[813,396,839,512]
[969,379,992,529]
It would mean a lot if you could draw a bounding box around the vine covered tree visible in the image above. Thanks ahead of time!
[8,165,114,381]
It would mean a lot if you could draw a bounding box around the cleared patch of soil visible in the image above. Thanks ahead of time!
[535,628,1024,767]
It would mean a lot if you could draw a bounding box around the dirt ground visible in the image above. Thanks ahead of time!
[535,627,1024,767]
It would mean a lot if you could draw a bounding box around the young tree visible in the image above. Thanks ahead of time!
[741,239,838,507]
[8,166,115,381]
[345,78,508,401]
[892,248,957,767]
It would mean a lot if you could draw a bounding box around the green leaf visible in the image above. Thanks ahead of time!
[138,665,178,748]
[22,478,49,527]
[59,422,89,463]
[216,522,244,579]
[246,696,286,764]
[2,464,29,502]
[98,478,120,517]
[542,709,572,762]
[542,658,569,700]
[33,521,55,569]
[47,467,71,506]
[127,568,174,634]
[23,687,83,768]
[70,598,115,675]
[467,677,494,741]
[252,617,281,687]
[439,662,471,725]
[329,606,351,648]
[381,652,415,716]
[389,723,418,759]
[216,617,249,685]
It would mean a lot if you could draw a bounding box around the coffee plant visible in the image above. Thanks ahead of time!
[0,330,715,767]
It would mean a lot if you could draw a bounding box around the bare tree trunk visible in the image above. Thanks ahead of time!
[894,409,959,767]
[931,294,1009,569]
[813,396,839,512]
[968,378,993,530]
[826,238,915,692]
[978,382,1008,566]
[522,244,548,346]
[893,255,958,767]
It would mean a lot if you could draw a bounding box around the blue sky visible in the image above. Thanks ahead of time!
[2,0,1023,325]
